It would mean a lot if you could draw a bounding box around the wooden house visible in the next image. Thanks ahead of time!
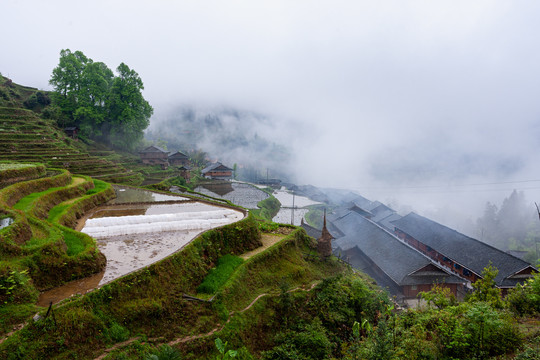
[332,211,465,301]
[201,162,233,180]
[168,151,190,167]
[391,212,538,293]
[64,126,79,140]
[139,145,169,168]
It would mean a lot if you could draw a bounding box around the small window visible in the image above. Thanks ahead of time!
[411,285,417,290]
[454,263,462,270]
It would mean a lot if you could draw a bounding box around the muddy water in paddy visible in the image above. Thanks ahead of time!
[38,187,244,306]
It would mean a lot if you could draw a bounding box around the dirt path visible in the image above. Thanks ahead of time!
[94,282,319,359]
[240,233,285,260]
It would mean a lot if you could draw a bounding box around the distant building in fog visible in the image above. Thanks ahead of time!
[201,162,233,180]
[139,145,169,169]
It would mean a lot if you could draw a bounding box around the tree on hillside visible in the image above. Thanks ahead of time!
[476,190,539,256]
[75,61,114,136]
[49,49,90,125]
[49,49,153,151]
[106,63,153,150]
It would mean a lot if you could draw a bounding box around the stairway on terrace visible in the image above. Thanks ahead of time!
[0,107,142,185]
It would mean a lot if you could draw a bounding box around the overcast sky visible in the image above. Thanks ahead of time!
[3,1,540,224]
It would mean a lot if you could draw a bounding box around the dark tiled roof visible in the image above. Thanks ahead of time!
[333,212,463,286]
[201,162,233,174]
[391,212,536,286]
[301,222,322,239]
[168,151,188,159]
[140,145,168,154]
[377,213,403,232]
[371,208,396,223]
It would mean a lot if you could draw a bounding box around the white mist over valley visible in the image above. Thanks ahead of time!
[4,0,540,232]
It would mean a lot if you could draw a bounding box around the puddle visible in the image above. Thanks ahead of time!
[0,217,13,230]
[37,272,104,307]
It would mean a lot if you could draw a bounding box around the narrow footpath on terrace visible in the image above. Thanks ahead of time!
[93,230,318,360]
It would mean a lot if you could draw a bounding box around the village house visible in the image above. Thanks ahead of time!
[168,151,190,167]
[390,212,538,293]
[331,211,465,302]
[201,162,233,180]
[64,126,79,140]
[139,145,169,169]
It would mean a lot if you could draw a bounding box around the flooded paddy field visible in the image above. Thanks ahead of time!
[38,187,244,305]
[108,186,188,203]
[82,202,244,285]
[272,188,321,226]
[191,182,269,209]
[273,208,310,226]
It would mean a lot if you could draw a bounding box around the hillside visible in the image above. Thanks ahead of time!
[0,76,538,360]
[0,75,185,186]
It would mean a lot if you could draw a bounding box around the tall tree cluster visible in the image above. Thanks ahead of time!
[476,190,539,263]
[49,49,153,151]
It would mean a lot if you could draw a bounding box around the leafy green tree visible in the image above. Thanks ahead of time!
[49,49,153,150]
[420,283,457,309]
[49,49,90,125]
[468,264,503,308]
[75,61,114,136]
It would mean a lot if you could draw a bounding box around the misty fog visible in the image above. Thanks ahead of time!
[3,1,540,232]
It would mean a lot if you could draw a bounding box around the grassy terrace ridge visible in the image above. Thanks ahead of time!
[0,220,352,359]
[0,106,140,185]
[0,166,113,335]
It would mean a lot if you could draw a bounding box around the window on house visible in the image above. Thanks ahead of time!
[411,285,417,290]
[454,264,462,270]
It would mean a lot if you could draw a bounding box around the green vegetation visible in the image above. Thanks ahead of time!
[197,255,244,294]
[50,49,153,151]
[0,168,113,335]
[252,195,281,221]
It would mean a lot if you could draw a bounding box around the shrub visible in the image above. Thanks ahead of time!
[106,322,130,343]
[506,272,540,316]
[144,345,182,360]
[262,318,333,360]
[23,94,38,109]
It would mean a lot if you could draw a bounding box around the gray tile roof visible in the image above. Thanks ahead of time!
[332,212,463,286]
[140,145,168,153]
[201,162,233,174]
[168,151,188,159]
[301,222,322,239]
[377,213,403,232]
[391,212,537,287]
